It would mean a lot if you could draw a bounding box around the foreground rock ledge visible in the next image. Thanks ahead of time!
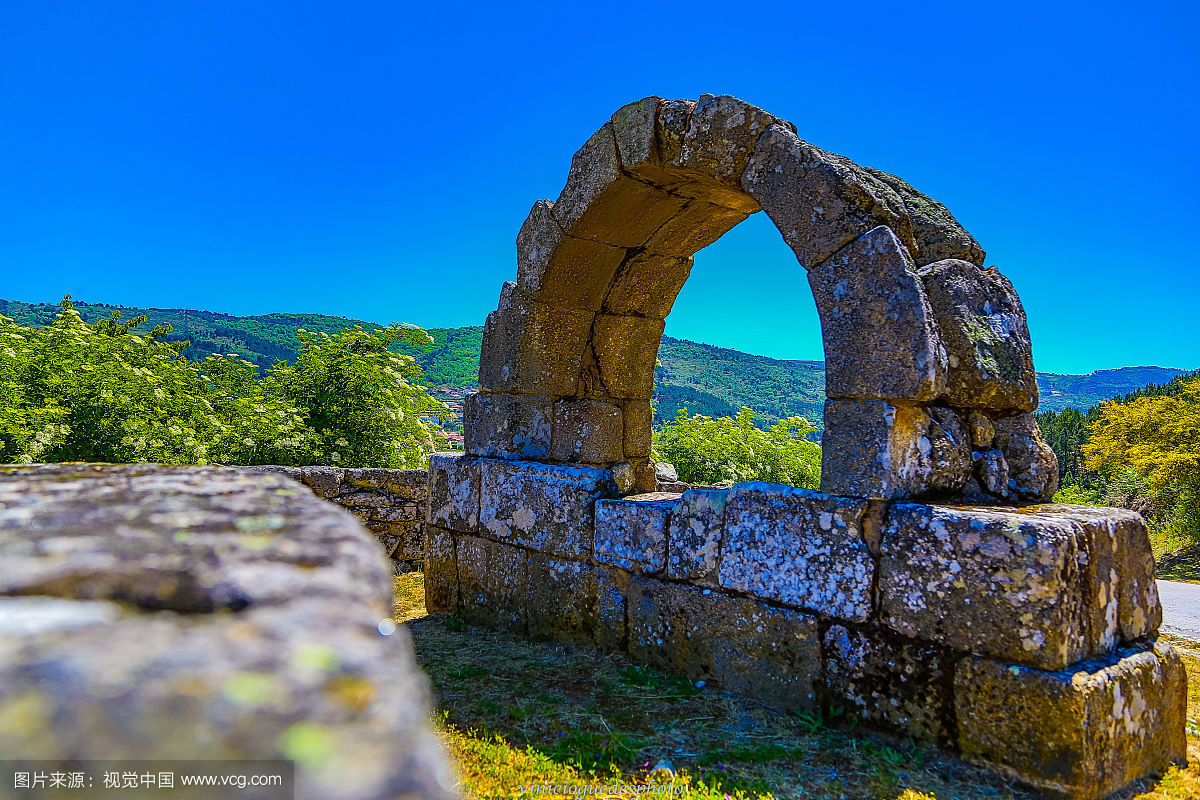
[0,464,456,800]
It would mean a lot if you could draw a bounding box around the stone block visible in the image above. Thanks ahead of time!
[590,314,665,400]
[880,504,1092,669]
[628,577,822,710]
[478,282,595,395]
[423,526,458,614]
[621,400,653,459]
[808,226,946,401]
[595,566,630,651]
[1035,505,1161,646]
[300,466,343,498]
[742,124,914,269]
[602,251,693,319]
[525,554,600,645]
[456,535,527,632]
[428,452,480,533]
[640,197,749,257]
[718,482,873,620]
[674,95,780,200]
[566,175,690,250]
[666,489,728,582]
[993,413,1059,501]
[594,496,676,573]
[918,259,1037,411]
[821,399,972,499]
[823,624,953,743]
[967,410,995,447]
[515,200,628,312]
[550,398,624,464]
[479,459,617,559]
[464,392,552,460]
[955,641,1187,799]
[342,467,429,497]
[610,95,661,169]
[863,167,986,266]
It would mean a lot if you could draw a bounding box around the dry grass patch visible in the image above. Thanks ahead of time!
[396,574,1199,800]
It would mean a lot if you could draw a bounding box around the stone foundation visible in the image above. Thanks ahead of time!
[424,454,1186,799]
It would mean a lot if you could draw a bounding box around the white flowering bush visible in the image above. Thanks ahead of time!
[0,298,445,467]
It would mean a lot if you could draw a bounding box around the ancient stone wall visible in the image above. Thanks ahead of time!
[434,95,1187,799]
[425,456,1185,798]
[243,466,428,571]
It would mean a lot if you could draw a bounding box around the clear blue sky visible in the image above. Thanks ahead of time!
[1,1,1196,375]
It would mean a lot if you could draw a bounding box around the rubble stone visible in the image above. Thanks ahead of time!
[992,413,1060,500]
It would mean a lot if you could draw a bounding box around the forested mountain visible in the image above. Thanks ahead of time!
[2,298,1188,432]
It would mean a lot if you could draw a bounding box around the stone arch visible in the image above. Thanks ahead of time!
[468,95,1056,503]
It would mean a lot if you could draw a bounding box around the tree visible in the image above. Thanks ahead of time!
[651,407,821,488]
[1083,375,1200,538]
[0,298,446,468]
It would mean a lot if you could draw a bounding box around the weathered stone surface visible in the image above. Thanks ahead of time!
[428,452,480,532]
[589,313,665,400]
[515,201,628,312]
[479,459,616,559]
[864,167,986,267]
[0,464,455,800]
[655,462,679,482]
[343,467,429,496]
[464,392,552,460]
[526,555,603,645]
[1035,505,1161,647]
[821,400,971,499]
[719,483,873,620]
[973,449,1011,497]
[301,465,343,498]
[550,122,622,233]
[640,196,749,257]
[633,459,659,494]
[423,526,458,614]
[479,282,595,395]
[967,410,996,447]
[457,535,527,632]
[601,251,693,319]
[823,624,953,743]
[955,641,1187,799]
[594,496,675,573]
[666,489,728,582]
[550,398,624,464]
[992,413,1059,501]
[880,504,1091,669]
[621,400,654,459]
[610,95,661,169]
[672,95,776,209]
[926,406,973,492]
[809,226,946,401]
[919,259,1037,412]
[742,124,914,269]
[628,577,821,710]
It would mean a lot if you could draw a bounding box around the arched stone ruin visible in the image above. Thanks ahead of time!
[424,95,1187,799]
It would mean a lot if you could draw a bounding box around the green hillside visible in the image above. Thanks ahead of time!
[2,298,1188,431]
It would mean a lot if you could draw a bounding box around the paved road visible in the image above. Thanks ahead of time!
[1157,580,1200,643]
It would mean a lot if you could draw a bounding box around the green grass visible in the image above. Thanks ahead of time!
[394,573,1200,800]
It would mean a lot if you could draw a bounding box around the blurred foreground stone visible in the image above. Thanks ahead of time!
[0,464,456,800]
